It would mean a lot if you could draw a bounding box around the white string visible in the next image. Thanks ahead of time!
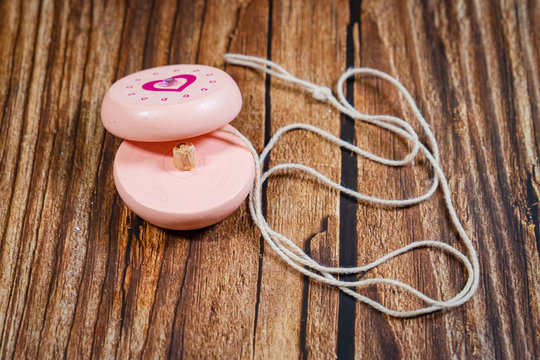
[223,53,480,318]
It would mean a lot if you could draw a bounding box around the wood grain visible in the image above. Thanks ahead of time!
[0,0,538,358]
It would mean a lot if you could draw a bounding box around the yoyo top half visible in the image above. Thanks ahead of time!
[101,64,242,142]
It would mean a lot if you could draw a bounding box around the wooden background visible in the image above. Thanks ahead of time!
[0,0,538,358]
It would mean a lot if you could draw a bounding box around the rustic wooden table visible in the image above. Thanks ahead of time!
[0,0,538,358]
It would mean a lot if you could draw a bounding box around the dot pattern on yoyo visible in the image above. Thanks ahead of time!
[117,64,222,105]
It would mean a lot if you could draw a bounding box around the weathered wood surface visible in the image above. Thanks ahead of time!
[0,0,538,358]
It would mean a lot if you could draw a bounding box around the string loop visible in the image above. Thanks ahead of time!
[223,53,479,318]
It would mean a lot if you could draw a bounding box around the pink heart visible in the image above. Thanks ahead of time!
[142,74,197,93]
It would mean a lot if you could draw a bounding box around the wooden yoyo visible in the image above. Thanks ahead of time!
[101,64,255,230]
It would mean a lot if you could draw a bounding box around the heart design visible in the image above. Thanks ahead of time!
[142,74,196,93]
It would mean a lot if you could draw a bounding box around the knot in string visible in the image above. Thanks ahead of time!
[222,53,479,318]
[310,85,333,102]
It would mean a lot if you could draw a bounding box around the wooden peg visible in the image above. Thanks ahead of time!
[173,142,197,171]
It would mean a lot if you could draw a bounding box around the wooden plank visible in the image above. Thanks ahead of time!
[252,1,348,359]
[162,1,268,359]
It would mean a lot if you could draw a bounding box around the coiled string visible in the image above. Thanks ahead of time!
[223,53,479,317]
